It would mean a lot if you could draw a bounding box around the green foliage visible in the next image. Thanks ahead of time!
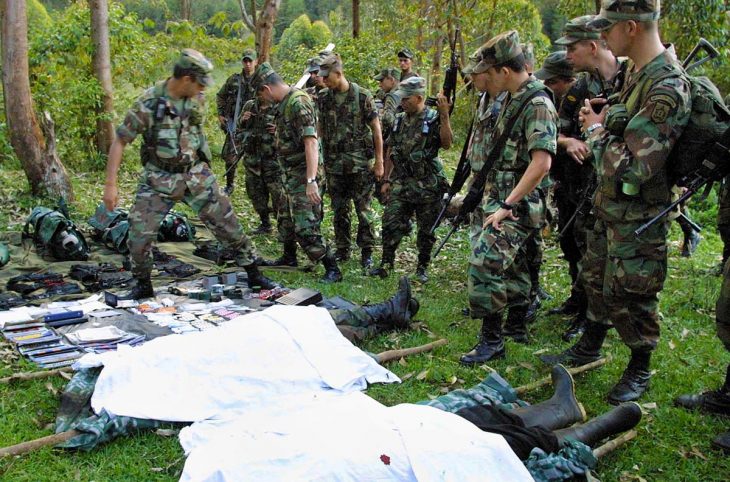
[27,0,53,36]
[274,0,307,42]
[277,15,332,58]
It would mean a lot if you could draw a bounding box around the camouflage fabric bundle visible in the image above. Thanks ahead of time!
[25,205,89,261]
[157,210,196,242]
[88,204,130,254]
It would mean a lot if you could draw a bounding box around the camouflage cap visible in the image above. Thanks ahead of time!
[395,76,426,98]
[464,30,523,75]
[555,15,602,45]
[589,0,661,31]
[535,51,574,80]
[306,57,322,73]
[176,48,213,86]
[249,62,277,91]
[242,48,257,61]
[374,67,401,81]
[397,48,414,59]
[317,54,342,77]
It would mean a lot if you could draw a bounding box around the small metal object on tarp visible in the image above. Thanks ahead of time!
[275,287,323,306]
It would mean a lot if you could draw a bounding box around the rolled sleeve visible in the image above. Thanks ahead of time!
[525,98,558,156]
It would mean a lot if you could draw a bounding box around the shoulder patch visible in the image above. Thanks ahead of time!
[648,93,677,124]
[566,95,577,103]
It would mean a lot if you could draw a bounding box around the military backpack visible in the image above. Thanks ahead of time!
[24,205,89,261]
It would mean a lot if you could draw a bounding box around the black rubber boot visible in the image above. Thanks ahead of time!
[510,364,586,430]
[369,253,394,278]
[259,242,298,267]
[675,364,730,416]
[712,432,730,453]
[321,253,343,283]
[361,249,374,269]
[525,296,540,325]
[607,347,652,404]
[540,322,609,366]
[503,306,529,344]
[361,276,419,329]
[118,276,154,300]
[459,314,506,365]
[561,316,586,342]
[334,248,350,262]
[244,264,280,290]
[555,402,642,448]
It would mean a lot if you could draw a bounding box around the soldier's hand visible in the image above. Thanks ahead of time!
[103,184,118,212]
[306,181,321,205]
[436,92,450,116]
[565,138,591,165]
[484,207,519,231]
[579,99,607,132]
[373,160,385,180]
[241,111,253,122]
[266,123,276,134]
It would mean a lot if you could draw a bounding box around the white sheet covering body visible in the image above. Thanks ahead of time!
[74,305,531,481]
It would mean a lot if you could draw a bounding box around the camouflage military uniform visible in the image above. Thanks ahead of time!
[274,88,330,262]
[317,82,379,255]
[468,78,558,319]
[718,178,730,266]
[582,49,691,350]
[380,90,401,138]
[118,80,256,279]
[216,70,255,188]
[380,107,448,269]
[237,98,282,234]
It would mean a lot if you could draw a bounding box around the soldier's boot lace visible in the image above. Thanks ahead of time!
[460,314,506,365]
[555,402,642,448]
[511,364,586,430]
[244,264,280,290]
[118,276,154,301]
[361,276,418,329]
[321,253,343,283]
[539,322,609,366]
[503,306,529,344]
[607,347,652,404]
[675,364,730,416]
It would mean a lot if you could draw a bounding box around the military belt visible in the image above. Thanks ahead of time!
[147,159,196,174]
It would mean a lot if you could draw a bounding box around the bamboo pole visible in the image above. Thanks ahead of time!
[0,430,80,458]
[375,339,448,363]
[0,367,72,384]
[515,357,609,395]
[593,429,638,458]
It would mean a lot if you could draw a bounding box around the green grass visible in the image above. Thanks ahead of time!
[2,146,730,481]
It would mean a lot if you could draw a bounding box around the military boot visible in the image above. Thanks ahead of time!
[681,230,702,257]
[118,276,154,300]
[334,248,350,262]
[369,252,394,278]
[459,314,506,365]
[361,276,419,329]
[561,315,586,342]
[361,249,374,269]
[251,218,272,235]
[414,265,428,284]
[503,306,529,344]
[555,402,642,448]
[321,253,343,283]
[607,347,652,404]
[675,364,730,416]
[510,364,586,430]
[244,264,280,290]
[712,432,730,453]
[539,322,609,366]
[259,241,298,267]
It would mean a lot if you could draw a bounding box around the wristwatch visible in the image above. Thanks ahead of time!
[307,177,317,184]
[499,201,515,211]
[586,123,603,135]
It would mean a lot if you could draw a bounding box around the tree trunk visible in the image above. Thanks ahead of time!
[89,0,115,155]
[1,0,74,200]
[255,0,281,62]
[430,35,445,96]
[595,0,601,14]
[180,0,192,21]
[352,0,360,38]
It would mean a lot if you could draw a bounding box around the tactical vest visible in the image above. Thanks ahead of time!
[140,81,209,170]
[390,108,447,191]
[318,82,374,158]
[241,99,276,161]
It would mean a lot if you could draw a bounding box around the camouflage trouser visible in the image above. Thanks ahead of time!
[380,186,441,266]
[278,166,330,262]
[718,179,730,263]
[243,157,281,223]
[525,228,543,300]
[221,136,239,187]
[329,307,379,344]
[467,217,537,319]
[127,163,256,279]
[580,218,668,350]
[326,171,376,252]
[715,258,730,351]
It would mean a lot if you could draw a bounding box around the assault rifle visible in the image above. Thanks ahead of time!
[634,125,730,238]
[426,27,460,115]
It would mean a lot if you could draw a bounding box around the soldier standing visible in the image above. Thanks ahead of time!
[216,48,257,196]
[251,62,342,282]
[397,48,419,82]
[103,49,277,299]
[541,0,692,404]
[316,54,385,268]
[459,31,558,365]
[370,77,453,283]
[534,51,576,103]
[546,16,627,342]
[374,68,402,136]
